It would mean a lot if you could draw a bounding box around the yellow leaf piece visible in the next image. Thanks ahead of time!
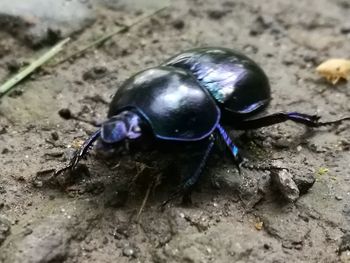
[71,139,84,150]
[255,221,263,231]
[316,59,350,85]
[317,167,329,176]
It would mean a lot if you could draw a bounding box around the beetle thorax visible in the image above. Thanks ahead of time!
[101,111,142,144]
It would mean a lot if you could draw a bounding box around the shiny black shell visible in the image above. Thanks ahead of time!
[108,66,220,141]
[164,47,271,117]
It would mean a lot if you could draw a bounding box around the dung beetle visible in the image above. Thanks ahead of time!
[56,47,349,204]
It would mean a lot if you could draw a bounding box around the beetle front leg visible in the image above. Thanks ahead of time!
[54,130,101,175]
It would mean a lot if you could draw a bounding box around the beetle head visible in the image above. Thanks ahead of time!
[100,111,142,144]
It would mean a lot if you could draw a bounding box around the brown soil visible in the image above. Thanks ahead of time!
[0,0,350,262]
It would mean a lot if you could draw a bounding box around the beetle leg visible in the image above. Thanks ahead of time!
[54,130,101,175]
[216,124,243,172]
[161,136,215,208]
[232,112,350,130]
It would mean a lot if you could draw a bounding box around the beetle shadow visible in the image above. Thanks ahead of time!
[34,125,322,215]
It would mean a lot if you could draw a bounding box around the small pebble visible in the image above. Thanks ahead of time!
[207,9,227,19]
[58,108,72,120]
[0,128,7,135]
[1,148,9,154]
[0,186,6,194]
[6,60,21,73]
[16,176,25,182]
[82,66,108,81]
[172,19,185,29]
[23,228,33,236]
[295,244,303,250]
[340,24,350,34]
[8,89,23,98]
[335,195,343,200]
[51,131,59,141]
[123,247,135,257]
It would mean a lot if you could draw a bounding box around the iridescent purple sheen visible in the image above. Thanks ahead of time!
[216,124,239,159]
[164,47,271,116]
[101,111,142,144]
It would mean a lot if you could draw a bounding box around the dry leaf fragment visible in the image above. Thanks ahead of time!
[255,221,263,231]
[71,139,84,150]
[316,58,350,85]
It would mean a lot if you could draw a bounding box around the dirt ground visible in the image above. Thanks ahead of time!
[0,0,350,262]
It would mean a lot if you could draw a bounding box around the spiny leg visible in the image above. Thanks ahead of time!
[216,124,243,171]
[161,136,215,207]
[54,130,101,175]
[230,112,350,171]
[217,124,287,172]
[232,112,350,130]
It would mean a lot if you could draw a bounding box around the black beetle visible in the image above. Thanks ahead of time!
[57,47,349,204]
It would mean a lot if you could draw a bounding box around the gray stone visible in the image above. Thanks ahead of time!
[271,169,300,202]
[293,173,316,195]
[0,0,95,47]
[123,246,136,257]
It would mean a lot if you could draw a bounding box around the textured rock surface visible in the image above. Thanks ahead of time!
[271,169,300,202]
[0,217,11,246]
[0,0,95,47]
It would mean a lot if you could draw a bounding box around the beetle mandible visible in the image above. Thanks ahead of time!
[56,47,350,204]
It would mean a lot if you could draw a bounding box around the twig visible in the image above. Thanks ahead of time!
[136,182,152,223]
[53,6,169,66]
[136,172,162,222]
[0,38,70,98]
